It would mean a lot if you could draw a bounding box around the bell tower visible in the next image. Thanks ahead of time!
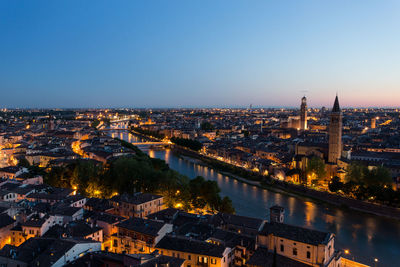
[300,96,307,130]
[328,95,342,163]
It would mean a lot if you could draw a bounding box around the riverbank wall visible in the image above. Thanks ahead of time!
[172,146,400,220]
[269,180,400,220]
[129,130,161,142]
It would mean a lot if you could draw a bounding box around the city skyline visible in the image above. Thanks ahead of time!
[1,0,400,108]
[0,1,399,266]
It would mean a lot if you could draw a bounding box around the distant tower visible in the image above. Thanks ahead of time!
[47,116,55,130]
[269,205,284,223]
[328,95,343,164]
[370,117,376,129]
[300,96,307,130]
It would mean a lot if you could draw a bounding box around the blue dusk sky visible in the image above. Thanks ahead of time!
[0,0,399,108]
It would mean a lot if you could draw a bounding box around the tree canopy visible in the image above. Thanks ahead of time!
[44,145,234,214]
[171,137,202,151]
[201,121,214,131]
[306,157,327,185]
[329,162,400,206]
[346,162,392,187]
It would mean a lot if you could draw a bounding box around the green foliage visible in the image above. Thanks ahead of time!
[219,196,235,214]
[131,127,165,139]
[188,176,234,213]
[91,119,100,128]
[342,162,398,205]
[103,118,111,126]
[44,152,235,214]
[201,122,214,131]
[346,162,365,184]
[115,138,146,156]
[171,137,202,151]
[28,165,46,177]
[328,176,343,193]
[346,163,392,187]
[365,166,392,187]
[306,157,327,181]
[342,181,358,196]
[17,157,30,168]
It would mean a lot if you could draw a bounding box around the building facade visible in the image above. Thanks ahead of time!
[110,193,164,218]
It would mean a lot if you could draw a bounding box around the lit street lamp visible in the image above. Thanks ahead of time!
[343,250,350,267]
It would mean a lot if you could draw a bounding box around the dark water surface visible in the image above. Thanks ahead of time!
[113,131,400,267]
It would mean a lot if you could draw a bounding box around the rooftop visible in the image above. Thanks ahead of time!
[260,222,331,246]
[116,217,167,237]
[155,235,227,258]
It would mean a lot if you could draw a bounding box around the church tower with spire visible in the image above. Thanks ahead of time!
[328,95,342,163]
[300,96,307,130]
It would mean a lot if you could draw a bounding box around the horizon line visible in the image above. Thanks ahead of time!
[1,106,400,110]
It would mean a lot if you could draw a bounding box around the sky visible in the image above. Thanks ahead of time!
[0,0,399,108]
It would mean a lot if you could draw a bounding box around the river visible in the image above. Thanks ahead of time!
[112,131,400,267]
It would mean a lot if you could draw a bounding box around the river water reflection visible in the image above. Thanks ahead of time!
[113,131,400,266]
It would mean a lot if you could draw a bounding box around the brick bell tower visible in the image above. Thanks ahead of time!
[328,95,342,164]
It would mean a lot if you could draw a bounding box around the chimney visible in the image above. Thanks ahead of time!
[269,205,284,223]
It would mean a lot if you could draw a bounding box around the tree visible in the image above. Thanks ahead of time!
[200,180,221,211]
[364,166,392,188]
[346,162,392,187]
[342,181,358,197]
[306,157,327,184]
[44,143,235,213]
[91,119,100,128]
[187,176,234,213]
[328,176,343,193]
[219,196,235,214]
[189,176,208,210]
[171,137,202,151]
[346,162,366,184]
[201,122,214,131]
[17,157,30,168]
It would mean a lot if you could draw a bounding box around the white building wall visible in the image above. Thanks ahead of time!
[155,223,173,244]
[51,242,101,267]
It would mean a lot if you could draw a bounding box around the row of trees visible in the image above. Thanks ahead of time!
[45,147,235,214]
[91,118,111,128]
[200,121,215,131]
[170,137,203,151]
[131,127,165,139]
[305,157,327,185]
[130,126,203,151]
[302,157,399,206]
[328,162,399,206]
